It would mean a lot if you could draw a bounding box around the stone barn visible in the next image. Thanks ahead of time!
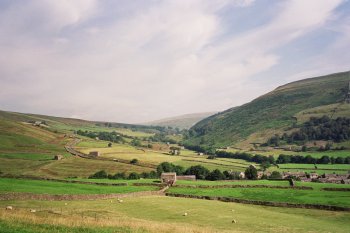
[54,155,63,160]
[89,151,100,157]
[161,172,177,185]
[177,175,196,181]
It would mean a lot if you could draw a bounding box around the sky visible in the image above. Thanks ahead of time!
[0,0,349,123]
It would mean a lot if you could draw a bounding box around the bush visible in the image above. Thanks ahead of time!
[185,165,210,180]
[206,169,225,181]
[130,159,139,164]
[156,162,184,175]
[128,172,141,180]
[269,171,282,179]
[244,165,258,180]
[207,155,216,160]
[113,172,126,179]
[89,170,108,179]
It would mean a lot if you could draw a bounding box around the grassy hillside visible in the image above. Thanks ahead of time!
[144,112,216,129]
[185,71,350,148]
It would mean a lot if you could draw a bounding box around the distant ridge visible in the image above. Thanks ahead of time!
[144,112,217,129]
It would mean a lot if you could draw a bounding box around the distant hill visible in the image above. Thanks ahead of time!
[184,71,350,149]
[144,112,217,129]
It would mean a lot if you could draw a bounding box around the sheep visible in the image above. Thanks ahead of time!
[232,219,237,223]
[183,212,188,216]
[118,199,123,203]
[64,203,68,206]
[231,209,235,212]
[30,209,36,213]
[5,206,13,211]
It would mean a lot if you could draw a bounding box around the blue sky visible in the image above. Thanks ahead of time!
[0,0,349,123]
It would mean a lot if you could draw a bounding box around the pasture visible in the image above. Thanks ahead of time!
[1,196,350,233]
[167,186,350,208]
[0,178,157,195]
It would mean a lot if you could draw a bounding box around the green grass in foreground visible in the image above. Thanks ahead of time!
[0,178,157,195]
[168,186,350,207]
[0,220,136,233]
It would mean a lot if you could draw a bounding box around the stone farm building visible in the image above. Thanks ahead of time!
[54,155,63,160]
[161,173,177,185]
[89,151,100,157]
[177,175,196,181]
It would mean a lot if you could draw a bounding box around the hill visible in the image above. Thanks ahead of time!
[184,71,350,149]
[144,112,216,129]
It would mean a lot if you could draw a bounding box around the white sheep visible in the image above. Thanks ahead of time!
[5,206,13,211]
[118,199,123,203]
[30,209,36,213]
[232,219,237,223]
[183,212,188,216]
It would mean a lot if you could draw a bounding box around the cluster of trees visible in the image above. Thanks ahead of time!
[266,116,350,146]
[156,162,244,181]
[276,154,350,164]
[77,130,125,143]
[215,150,275,164]
[88,170,158,180]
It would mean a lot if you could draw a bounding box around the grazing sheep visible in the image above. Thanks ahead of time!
[183,212,188,216]
[64,203,68,206]
[118,199,123,203]
[231,209,235,212]
[5,206,13,210]
[110,200,113,203]
[30,209,36,213]
[232,219,237,223]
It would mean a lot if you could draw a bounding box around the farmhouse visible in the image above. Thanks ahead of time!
[282,171,306,179]
[161,173,177,185]
[54,155,63,160]
[89,151,100,157]
[239,172,245,179]
[309,172,319,179]
[177,175,196,181]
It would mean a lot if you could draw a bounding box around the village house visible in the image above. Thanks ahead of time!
[89,151,100,157]
[282,171,306,179]
[239,172,245,179]
[318,174,350,184]
[309,172,319,179]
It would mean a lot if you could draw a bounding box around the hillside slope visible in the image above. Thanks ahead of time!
[144,112,216,129]
[184,71,350,148]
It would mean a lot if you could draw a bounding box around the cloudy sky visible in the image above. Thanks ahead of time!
[0,0,349,123]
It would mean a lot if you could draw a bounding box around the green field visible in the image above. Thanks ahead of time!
[0,178,157,195]
[1,196,350,233]
[168,186,350,208]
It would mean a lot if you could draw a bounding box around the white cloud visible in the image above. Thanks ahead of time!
[0,0,347,123]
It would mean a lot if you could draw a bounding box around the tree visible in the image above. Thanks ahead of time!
[269,171,282,179]
[206,169,225,181]
[128,172,140,179]
[244,165,258,180]
[260,161,271,171]
[108,142,112,147]
[185,165,210,180]
[131,139,142,147]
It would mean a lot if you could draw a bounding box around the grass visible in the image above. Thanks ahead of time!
[168,186,350,208]
[0,153,57,161]
[1,196,350,233]
[0,178,157,195]
[76,142,256,172]
[268,163,350,175]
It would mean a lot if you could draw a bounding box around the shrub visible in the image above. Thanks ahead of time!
[185,165,209,180]
[206,169,225,181]
[128,172,141,180]
[269,171,282,179]
[89,170,108,179]
[244,165,258,180]
[130,159,139,164]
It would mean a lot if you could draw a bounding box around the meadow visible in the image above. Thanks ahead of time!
[0,178,157,195]
[1,196,350,233]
